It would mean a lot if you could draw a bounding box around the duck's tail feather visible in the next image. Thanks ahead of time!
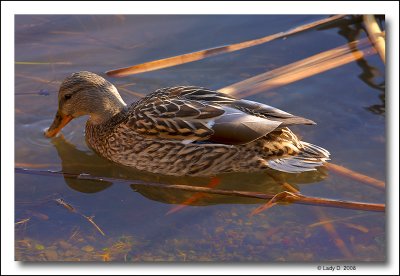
[267,142,330,173]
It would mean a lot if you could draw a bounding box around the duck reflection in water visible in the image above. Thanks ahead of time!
[51,135,328,206]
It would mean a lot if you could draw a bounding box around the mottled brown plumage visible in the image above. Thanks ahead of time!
[45,71,330,176]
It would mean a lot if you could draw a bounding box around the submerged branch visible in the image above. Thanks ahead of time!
[15,61,72,65]
[166,177,221,215]
[83,215,106,236]
[106,15,347,77]
[15,167,385,213]
[15,73,61,87]
[313,207,354,258]
[308,213,370,228]
[325,163,385,190]
[54,197,106,236]
[15,218,31,225]
[363,15,385,63]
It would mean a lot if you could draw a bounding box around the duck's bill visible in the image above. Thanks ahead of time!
[44,111,73,138]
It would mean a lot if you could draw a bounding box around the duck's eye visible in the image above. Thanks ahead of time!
[64,94,72,100]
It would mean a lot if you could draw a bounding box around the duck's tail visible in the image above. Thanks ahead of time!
[267,141,330,173]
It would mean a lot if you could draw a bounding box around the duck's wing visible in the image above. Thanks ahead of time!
[127,86,314,145]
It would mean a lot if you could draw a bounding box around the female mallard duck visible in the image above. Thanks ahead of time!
[45,71,329,176]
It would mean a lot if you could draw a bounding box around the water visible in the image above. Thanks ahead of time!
[15,15,385,262]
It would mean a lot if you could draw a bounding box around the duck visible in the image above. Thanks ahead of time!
[45,71,330,176]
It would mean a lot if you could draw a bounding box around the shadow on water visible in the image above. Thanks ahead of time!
[338,16,385,116]
[50,135,328,206]
[318,15,385,116]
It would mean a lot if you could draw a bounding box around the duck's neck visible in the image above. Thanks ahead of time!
[87,87,127,125]
[85,104,129,155]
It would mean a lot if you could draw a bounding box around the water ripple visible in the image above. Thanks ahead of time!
[17,118,79,148]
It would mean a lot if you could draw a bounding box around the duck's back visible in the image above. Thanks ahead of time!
[125,86,315,144]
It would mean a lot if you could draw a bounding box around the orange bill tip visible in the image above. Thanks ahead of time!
[44,112,73,138]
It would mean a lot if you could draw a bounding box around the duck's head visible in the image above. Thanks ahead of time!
[45,71,126,138]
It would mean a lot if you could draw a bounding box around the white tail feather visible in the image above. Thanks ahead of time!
[267,142,330,173]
